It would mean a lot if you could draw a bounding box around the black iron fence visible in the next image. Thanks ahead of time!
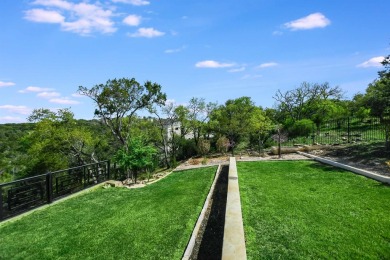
[284,117,388,146]
[0,160,113,221]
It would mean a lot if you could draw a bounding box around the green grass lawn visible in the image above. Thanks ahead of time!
[0,167,216,260]
[238,161,390,259]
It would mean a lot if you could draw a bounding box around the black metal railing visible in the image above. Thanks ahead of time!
[0,160,111,221]
[284,116,387,146]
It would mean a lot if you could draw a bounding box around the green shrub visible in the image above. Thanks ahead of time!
[197,138,210,156]
[216,136,230,154]
[287,119,314,138]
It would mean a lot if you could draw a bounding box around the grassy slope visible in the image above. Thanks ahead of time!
[238,161,390,259]
[0,167,216,260]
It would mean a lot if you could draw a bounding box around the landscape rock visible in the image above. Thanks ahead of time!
[105,180,124,187]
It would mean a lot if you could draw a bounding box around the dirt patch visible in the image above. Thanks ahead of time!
[307,142,390,177]
[237,153,309,161]
[176,153,309,171]
[108,170,173,189]
[176,143,390,177]
[175,156,230,171]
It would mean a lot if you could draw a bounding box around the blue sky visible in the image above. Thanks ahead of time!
[0,0,389,123]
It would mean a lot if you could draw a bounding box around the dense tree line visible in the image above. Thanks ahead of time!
[1,52,389,183]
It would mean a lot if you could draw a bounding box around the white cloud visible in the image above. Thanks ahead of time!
[0,116,24,123]
[24,9,65,23]
[170,30,178,36]
[272,30,283,36]
[195,60,235,68]
[123,15,142,26]
[284,13,330,31]
[25,1,117,35]
[62,3,116,35]
[165,99,176,106]
[228,67,246,73]
[32,0,73,10]
[0,105,31,115]
[112,0,150,6]
[357,56,385,68]
[72,93,85,98]
[0,81,16,88]
[241,74,263,80]
[165,45,186,54]
[128,27,165,38]
[256,62,278,69]
[49,98,80,105]
[37,91,61,98]
[19,86,53,93]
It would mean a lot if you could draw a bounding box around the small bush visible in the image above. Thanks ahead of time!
[201,157,208,165]
[197,138,211,156]
[288,119,315,138]
[216,136,230,154]
[177,139,197,160]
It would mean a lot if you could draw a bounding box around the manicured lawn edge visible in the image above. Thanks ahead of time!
[238,160,390,259]
[0,181,107,226]
[0,167,217,259]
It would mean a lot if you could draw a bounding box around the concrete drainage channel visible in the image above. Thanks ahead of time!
[191,164,228,259]
[183,157,247,260]
[183,153,390,260]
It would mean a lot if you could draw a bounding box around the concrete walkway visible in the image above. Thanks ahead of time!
[222,157,247,260]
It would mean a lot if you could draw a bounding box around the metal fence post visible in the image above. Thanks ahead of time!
[347,117,351,143]
[0,186,3,220]
[46,173,53,203]
[107,160,110,180]
[113,162,117,180]
[83,165,87,188]
[312,124,316,145]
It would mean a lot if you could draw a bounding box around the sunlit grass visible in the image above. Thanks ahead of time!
[239,161,390,259]
[0,167,216,259]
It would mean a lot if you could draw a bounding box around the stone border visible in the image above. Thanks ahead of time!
[298,151,390,184]
[182,165,222,260]
[222,157,247,260]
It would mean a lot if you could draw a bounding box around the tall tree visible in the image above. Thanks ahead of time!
[24,108,103,175]
[361,52,390,150]
[153,102,181,168]
[248,107,273,154]
[186,98,217,146]
[114,136,156,184]
[361,78,390,120]
[378,54,390,79]
[209,97,257,155]
[273,82,343,123]
[78,78,166,151]
[362,53,390,121]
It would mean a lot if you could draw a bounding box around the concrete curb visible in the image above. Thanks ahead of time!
[297,151,390,184]
[182,165,222,260]
[222,157,247,260]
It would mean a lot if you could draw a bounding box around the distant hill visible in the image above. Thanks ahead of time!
[0,119,110,183]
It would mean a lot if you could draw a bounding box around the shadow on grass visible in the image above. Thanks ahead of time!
[326,141,390,161]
